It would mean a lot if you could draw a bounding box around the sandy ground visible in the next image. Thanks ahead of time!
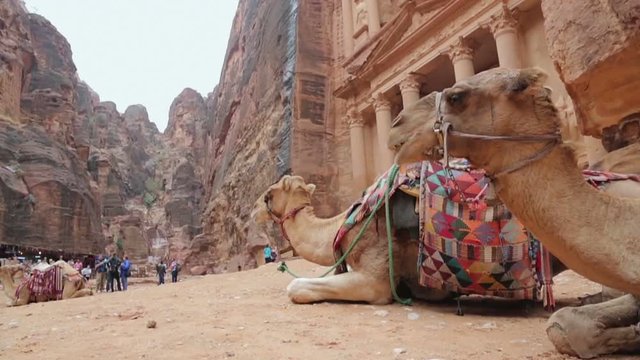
[0,259,636,360]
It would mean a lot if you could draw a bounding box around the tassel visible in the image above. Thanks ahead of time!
[541,282,555,311]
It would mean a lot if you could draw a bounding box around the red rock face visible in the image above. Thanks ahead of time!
[0,0,33,122]
[541,0,640,137]
[183,0,340,271]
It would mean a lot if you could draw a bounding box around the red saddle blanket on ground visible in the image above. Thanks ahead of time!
[333,161,639,307]
[16,266,65,302]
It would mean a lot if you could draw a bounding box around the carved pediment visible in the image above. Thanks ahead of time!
[350,0,449,78]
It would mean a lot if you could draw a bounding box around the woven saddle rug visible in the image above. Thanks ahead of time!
[16,265,65,302]
[333,161,640,306]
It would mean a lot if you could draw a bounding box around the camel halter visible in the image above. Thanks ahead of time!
[264,195,307,243]
[433,91,562,179]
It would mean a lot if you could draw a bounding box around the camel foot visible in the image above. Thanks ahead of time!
[546,294,640,358]
[579,286,625,306]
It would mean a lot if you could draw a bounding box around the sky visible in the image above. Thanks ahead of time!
[24,0,239,132]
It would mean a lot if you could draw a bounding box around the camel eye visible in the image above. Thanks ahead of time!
[447,91,467,107]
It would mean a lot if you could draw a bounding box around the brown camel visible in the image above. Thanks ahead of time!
[251,173,570,305]
[0,260,92,306]
[387,67,640,358]
[252,175,452,304]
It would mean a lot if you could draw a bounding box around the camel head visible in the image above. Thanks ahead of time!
[388,92,440,164]
[0,264,26,282]
[252,175,316,224]
[397,67,560,175]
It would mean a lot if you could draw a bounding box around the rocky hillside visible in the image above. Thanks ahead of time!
[0,0,343,273]
[0,0,205,264]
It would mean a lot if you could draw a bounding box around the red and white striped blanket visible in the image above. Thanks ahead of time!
[15,265,64,302]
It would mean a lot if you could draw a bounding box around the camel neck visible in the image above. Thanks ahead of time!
[494,146,640,294]
[281,206,348,266]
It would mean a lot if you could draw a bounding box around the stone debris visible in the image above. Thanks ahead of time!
[146,320,157,329]
[374,310,389,317]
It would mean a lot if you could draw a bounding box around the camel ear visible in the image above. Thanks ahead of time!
[305,184,316,195]
[508,67,548,93]
[281,176,292,191]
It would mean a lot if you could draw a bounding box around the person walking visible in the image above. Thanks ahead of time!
[169,259,180,283]
[264,245,273,264]
[156,261,166,285]
[106,254,121,292]
[120,256,131,291]
[95,255,108,292]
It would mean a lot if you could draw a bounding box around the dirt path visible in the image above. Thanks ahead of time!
[0,259,635,360]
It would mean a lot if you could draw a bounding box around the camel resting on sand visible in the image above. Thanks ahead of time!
[387,67,640,358]
[252,176,451,304]
[251,171,571,305]
[0,260,92,306]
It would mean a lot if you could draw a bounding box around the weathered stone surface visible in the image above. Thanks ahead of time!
[189,265,208,276]
[0,122,103,254]
[190,0,339,271]
[541,0,640,137]
[0,0,33,122]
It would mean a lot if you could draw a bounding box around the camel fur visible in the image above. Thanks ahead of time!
[387,67,640,358]
[252,175,452,304]
[0,260,92,306]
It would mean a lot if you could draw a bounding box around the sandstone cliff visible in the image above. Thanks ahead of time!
[0,2,103,255]
[181,0,340,272]
[541,0,640,137]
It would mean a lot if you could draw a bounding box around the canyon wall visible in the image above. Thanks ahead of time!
[0,2,104,254]
[541,0,640,137]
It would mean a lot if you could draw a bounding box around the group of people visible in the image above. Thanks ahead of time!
[94,254,131,292]
[155,258,180,285]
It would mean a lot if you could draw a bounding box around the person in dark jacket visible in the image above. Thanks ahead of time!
[106,254,122,292]
[156,261,166,285]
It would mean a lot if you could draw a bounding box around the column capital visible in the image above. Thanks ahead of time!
[372,93,391,112]
[486,1,518,36]
[399,75,421,92]
[345,110,365,128]
[447,36,475,63]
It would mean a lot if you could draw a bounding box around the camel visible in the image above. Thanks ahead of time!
[0,260,92,306]
[252,175,451,304]
[251,168,573,306]
[387,67,640,358]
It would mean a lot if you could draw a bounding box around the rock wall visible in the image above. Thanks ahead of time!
[541,0,640,137]
[0,3,105,255]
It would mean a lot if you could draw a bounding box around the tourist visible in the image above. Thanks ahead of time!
[263,245,273,264]
[81,264,92,281]
[156,260,166,285]
[120,256,131,291]
[95,255,108,292]
[169,259,180,283]
[74,259,83,272]
[106,254,122,292]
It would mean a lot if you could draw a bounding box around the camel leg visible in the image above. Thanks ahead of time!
[580,286,626,305]
[68,288,93,298]
[546,294,640,358]
[286,271,392,305]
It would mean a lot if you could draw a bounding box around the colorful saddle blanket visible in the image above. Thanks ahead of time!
[333,161,640,306]
[417,161,551,303]
[16,265,64,302]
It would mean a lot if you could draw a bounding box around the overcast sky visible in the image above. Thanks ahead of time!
[24,0,239,132]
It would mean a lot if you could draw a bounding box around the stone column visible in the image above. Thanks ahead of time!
[488,3,522,69]
[341,0,354,57]
[399,75,421,108]
[346,112,367,190]
[448,37,475,81]
[365,0,381,35]
[373,93,395,170]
